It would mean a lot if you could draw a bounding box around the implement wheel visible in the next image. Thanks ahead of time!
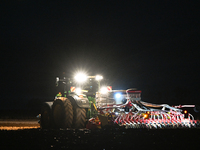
[52,98,73,129]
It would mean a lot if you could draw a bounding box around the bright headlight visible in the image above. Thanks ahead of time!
[95,75,103,81]
[74,73,87,83]
[75,88,82,94]
[100,87,108,94]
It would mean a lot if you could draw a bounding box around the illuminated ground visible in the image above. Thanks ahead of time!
[0,119,40,130]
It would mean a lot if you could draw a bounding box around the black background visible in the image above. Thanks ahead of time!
[1,1,200,109]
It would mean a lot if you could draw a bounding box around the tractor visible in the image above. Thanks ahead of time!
[40,73,105,129]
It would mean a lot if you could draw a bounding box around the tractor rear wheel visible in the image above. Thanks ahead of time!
[52,99,73,129]
[40,102,53,129]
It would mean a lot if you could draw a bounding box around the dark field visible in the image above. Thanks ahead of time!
[0,127,199,150]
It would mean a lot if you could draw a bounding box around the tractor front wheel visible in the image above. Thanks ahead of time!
[67,97,87,129]
[73,106,86,129]
[52,99,73,129]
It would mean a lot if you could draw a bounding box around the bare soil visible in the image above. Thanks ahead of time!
[0,124,199,149]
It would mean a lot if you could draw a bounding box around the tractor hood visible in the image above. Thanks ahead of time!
[69,93,90,108]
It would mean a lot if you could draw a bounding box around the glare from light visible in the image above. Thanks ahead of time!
[100,87,108,94]
[75,88,82,94]
[143,114,148,119]
[95,75,103,81]
[74,73,87,82]
[115,112,119,116]
[115,93,122,99]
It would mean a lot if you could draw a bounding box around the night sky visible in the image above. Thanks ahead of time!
[1,1,200,109]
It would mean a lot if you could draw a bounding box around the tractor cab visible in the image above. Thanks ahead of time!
[69,75,102,98]
[56,73,104,98]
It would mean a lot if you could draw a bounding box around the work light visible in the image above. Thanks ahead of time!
[74,73,87,83]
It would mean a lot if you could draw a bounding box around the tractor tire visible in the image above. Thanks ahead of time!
[73,106,86,129]
[52,99,73,129]
[40,102,53,129]
[68,97,87,129]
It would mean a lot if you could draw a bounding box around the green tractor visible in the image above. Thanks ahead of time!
[40,73,103,129]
